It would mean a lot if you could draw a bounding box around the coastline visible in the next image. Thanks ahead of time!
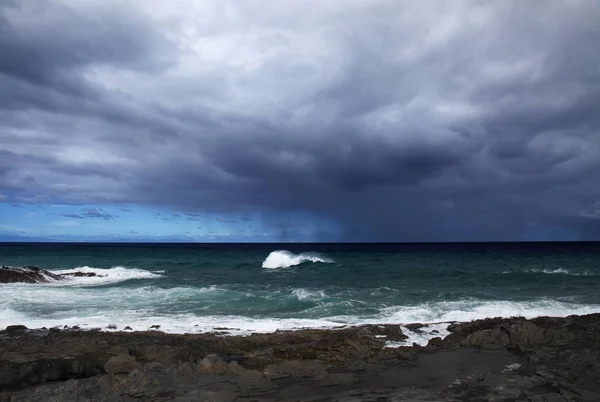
[2,314,600,401]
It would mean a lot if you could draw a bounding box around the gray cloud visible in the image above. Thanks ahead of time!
[56,208,116,220]
[1,0,600,241]
[217,219,239,224]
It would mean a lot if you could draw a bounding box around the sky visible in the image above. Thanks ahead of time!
[1,0,599,242]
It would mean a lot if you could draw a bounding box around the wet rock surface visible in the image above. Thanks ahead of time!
[0,266,62,283]
[1,314,599,401]
[0,266,100,284]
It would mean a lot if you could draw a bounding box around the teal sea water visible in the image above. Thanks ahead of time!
[2,242,600,343]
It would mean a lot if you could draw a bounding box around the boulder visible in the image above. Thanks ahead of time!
[0,266,61,283]
[405,323,426,332]
[4,325,28,333]
[198,354,228,374]
[104,355,141,374]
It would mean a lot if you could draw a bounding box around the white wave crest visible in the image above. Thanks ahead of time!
[262,250,333,269]
[51,266,163,286]
[374,298,600,325]
[385,323,451,348]
[502,268,594,276]
[529,268,593,276]
[292,288,327,301]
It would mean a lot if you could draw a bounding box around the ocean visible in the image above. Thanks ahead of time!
[2,242,600,345]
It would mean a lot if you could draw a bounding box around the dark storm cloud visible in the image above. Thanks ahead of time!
[1,0,600,241]
[0,0,171,88]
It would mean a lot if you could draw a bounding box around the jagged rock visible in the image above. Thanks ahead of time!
[2,315,600,400]
[405,323,426,332]
[0,266,61,283]
[426,337,445,348]
[198,354,228,374]
[104,355,141,374]
[441,314,600,350]
[58,272,98,278]
[4,325,28,333]
[0,266,100,284]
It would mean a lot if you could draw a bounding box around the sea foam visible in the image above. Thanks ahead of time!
[502,268,595,276]
[3,285,599,337]
[527,268,594,276]
[292,288,327,301]
[262,250,333,269]
[51,266,163,286]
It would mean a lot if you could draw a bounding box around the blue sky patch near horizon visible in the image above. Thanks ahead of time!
[0,202,333,242]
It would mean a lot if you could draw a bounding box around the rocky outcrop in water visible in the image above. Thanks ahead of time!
[0,266,98,284]
[0,266,61,283]
[1,315,600,400]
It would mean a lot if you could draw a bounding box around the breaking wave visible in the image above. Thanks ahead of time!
[2,296,599,336]
[502,268,595,276]
[292,288,327,301]
[528,268,594,276]
[50,266,163,286]
[262,250,333,269]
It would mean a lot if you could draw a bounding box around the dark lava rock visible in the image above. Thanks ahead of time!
[0,266,100,284]
[4,325,28,332]
[404,323,426,331]
[3,316,600,401]
[58,272,99,278]
[104,355,141,374]
[0,266,62,283]
[441,313,600,351]
[426,337,445,348]
[0,323,399,390]
[124,326,133,331]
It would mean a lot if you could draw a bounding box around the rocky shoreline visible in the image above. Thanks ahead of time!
[1,314,600,401]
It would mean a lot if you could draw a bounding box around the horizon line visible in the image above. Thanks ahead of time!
[1,240,599,245]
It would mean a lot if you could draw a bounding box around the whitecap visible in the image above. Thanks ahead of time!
[527,268,593,276]
[50,266,163,286]
[292,288,327,301]
[262,250,333,269]
[502,268,595,276]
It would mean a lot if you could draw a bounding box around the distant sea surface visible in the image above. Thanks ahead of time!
[2,242,600,344]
